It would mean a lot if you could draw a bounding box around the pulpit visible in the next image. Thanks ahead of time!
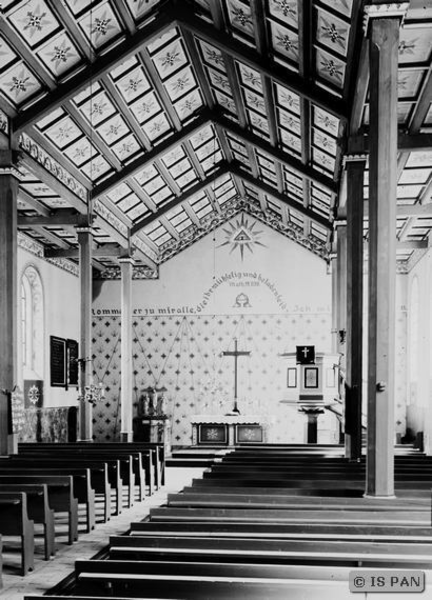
[191,415,264,446]
[280,351,340,443]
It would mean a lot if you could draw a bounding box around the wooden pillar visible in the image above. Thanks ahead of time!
[336,222,347,357]
[77,226,93,442]
[119,256,134,442]
[0,152,19,455]
[365,3,407,497]
[330,255,338,353]
[345,156,367,461]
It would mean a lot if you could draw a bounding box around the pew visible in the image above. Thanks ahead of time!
[11,454,123,516]
[1,457,111,523]
[0,492,34,575]
[107,533,432,568]
[18,443,159,498]
[0,465,95,532]
[0,475,78,544]
[0,484,55,560]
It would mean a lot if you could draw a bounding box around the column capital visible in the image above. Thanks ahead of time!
[334,219,347,228]
[343,154,368,169]
[363,3,409,34]
[76,225,93,235]
[118,256,135,265]
[0,165,23,180]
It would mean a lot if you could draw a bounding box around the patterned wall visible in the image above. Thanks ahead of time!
[91,312,339,444]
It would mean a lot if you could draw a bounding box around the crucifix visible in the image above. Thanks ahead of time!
[222,338,251,414]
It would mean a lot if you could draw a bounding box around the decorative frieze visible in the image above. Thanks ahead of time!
[93,199,128,238]
[19,133,87,200]
[18,232,79,276]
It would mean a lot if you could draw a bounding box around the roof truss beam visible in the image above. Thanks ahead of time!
[12,10,174,133]
[131,162,231,235]
[216,114,337,193]
[45,243,123,259]
[93,110,211,199]
[18,209,89,227]
[230,163,332,231]
[178,10,348,122]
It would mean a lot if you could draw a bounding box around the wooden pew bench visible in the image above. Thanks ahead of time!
[0,465,95,533]
[0,484,55,560]
[107,533,432,568]
[2,457,111,523]
[0,492,34,575]
[69,558,353,600]
[129,520,432,542]
[149,505,431,526]
[18,443,158,499]
[13,454,124,516]
[0,475,78,544]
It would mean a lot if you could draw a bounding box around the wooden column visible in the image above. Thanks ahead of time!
[77,226,93,442]
[330,255,338,353]
[336,223,347,357]
[345,156,367,461]
[365,3,407,497]
[119,256,134,442]
[0,153,19,455]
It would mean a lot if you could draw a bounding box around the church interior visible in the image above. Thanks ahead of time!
[1,0,432,598]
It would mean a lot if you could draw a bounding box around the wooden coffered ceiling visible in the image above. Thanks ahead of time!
[0,0,432,277]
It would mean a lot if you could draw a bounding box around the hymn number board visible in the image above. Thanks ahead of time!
[50,336,79,388]
[296,345,315,364]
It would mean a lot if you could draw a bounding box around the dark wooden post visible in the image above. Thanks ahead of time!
[345,156,367,461]
[365,2,407,497]
[119,256,134,442]
[77,226,93,442]
[0,150,19,455]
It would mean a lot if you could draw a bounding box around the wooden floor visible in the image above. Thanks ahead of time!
[0,467,204,600]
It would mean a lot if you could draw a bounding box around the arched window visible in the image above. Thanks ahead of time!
[20,265,44,379]
[409,276,419,406]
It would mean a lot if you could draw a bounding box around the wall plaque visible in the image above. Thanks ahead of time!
[50,336,66,387]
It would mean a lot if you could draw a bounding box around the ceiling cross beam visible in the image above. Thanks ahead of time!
[12,10,175,133]
[230,162,333,231]
[178,8,348,122]
[92,110,212,199]
[131,162,231,235]
[215,113,337,193]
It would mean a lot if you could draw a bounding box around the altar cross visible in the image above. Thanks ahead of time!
[222,338,251,413]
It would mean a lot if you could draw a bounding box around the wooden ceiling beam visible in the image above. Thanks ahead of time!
[230,162,333,231]
[18,190,51,217]
[21,155,88,213]
[44,0,92,60]
[100,75,152,151]
[363,200,432,217]
[178,10,348,121]
[93,110,211,199]
[409,64,432,133]
[131,162,231,235]
[28,226,72,250]
[349,39,369,135]
[45,243,122,259]
[18,208,86,227]
[64,101,123,172]
[297,0,313,238]
[349,131,432,152]
[215,113,337,193]
[13,10,175,133]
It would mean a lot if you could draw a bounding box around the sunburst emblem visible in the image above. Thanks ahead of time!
[218,214,266,260]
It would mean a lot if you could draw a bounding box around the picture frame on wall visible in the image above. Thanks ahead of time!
[287,368,297,388]
[304,367,318,389]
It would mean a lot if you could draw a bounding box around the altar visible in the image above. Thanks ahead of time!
[191,414,264,446]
